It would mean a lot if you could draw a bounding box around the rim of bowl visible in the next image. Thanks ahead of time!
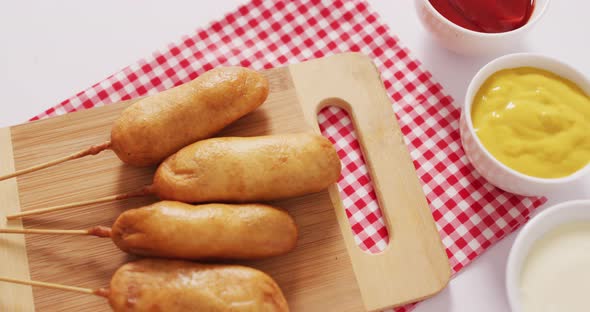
[505,199,590,312]
[463,53,590,185]
[422,0,550,37]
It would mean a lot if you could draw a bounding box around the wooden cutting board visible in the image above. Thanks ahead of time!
[0,53,450,312]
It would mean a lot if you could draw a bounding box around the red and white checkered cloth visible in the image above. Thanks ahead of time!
[31,0,546,310]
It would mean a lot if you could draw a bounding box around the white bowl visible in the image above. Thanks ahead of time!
[460,53,590,196]
[506,200,590,312]
[414,0,549,55]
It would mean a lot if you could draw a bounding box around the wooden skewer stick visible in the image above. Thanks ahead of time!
[0,226,112,237]
[0,141,112,182]
[0,276,108,297]
[5,186,153,220]
[0,228,89,235]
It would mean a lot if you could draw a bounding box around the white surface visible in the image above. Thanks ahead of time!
[506,200,590,312]
[0,1,589,311]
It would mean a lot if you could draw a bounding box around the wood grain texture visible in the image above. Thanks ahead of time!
[2,53,449,311]
[0,127,35,311]
[290,53,451,311]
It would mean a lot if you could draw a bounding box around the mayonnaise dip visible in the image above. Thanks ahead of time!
[520,221,590,312]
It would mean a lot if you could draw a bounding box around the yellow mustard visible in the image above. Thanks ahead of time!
[471,67,590,178]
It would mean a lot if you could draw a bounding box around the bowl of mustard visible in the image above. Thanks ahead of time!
[461,53,590,196]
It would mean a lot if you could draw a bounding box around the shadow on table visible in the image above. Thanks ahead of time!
[417,35,530,106]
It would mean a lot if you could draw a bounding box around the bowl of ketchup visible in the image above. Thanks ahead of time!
[415,0,549,55]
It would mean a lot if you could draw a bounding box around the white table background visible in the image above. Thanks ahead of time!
[1,1,589,311]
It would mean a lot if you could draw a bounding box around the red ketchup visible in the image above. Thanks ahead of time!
[429,0,535,33]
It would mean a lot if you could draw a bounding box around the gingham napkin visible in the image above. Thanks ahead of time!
[31,0,546,310]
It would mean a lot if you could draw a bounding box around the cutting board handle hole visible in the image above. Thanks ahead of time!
[317,104,389,253]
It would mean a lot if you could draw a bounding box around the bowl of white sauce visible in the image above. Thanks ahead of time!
[506,200,590,312]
